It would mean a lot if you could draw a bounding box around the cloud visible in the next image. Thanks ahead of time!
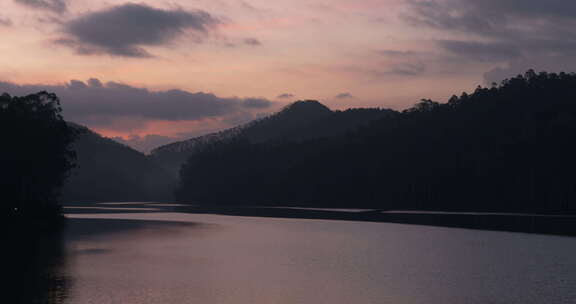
[381,62,426,76]
[243,38,262,46]
[334,48,432,80]
[335,92,353,99]
[404,0,576,83]
[374,49,429,76]
[407,0,576,28]
[222,37,262,48]
[242,97,271,108]
[437,40,520,62]
[344,61,427,79]
[277,93,295,99]
[14,0,66,13]
[0,78,273,131]
[0,17,12,27]
[376,50,422,58]
[57,3,221,57]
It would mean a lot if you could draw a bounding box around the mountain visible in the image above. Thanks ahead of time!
[176,70,576,214]
[61,124,175,203]
[149,100,393,175]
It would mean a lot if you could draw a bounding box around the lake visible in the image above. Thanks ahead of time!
[14,202,576,303]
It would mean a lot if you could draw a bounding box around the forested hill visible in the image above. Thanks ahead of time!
[176,70,576,215]
[149,100,395,175]
[62,124,175,203]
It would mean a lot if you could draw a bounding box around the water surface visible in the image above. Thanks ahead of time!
[20,203,576,303]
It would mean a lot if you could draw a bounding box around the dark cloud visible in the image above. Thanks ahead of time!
[405,0,576,83]
[277,93,295,99]
[335,92,353,99]
[409,0,576,26]
[14,0,66,13]
[0,79,273,131]
[57,3,221,57]
[404,0,495,35]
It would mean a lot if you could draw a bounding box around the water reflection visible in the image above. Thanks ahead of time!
[9,216,203,304]
[9,229,69,304]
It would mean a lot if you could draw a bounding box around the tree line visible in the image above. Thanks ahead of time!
[176,70,576,214]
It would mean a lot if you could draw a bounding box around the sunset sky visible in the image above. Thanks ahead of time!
[2,0,576,152]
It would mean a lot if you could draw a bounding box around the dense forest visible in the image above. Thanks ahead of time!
[150,100,393,176]
[176,70,576,214]
[0,92,76,221]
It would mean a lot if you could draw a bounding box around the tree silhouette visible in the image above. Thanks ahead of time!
[0,91,76,219]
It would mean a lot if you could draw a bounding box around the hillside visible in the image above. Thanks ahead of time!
[176,70,576,214]
[149,100,394,175]
[62,124,175,203]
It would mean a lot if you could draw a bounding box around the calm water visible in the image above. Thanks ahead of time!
[17,203,576,303]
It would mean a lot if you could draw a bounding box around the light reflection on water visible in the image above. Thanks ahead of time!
[18,205,576,304]
[63,206,161,211]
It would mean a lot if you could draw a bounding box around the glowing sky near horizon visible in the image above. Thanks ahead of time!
[2,0,576,152]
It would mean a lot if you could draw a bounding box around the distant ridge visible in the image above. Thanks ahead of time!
[62,123,175,203]
[149,100,393,175]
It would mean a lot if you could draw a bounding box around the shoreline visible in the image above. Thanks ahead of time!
[180,205,576,237]
[63,202,576,237]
